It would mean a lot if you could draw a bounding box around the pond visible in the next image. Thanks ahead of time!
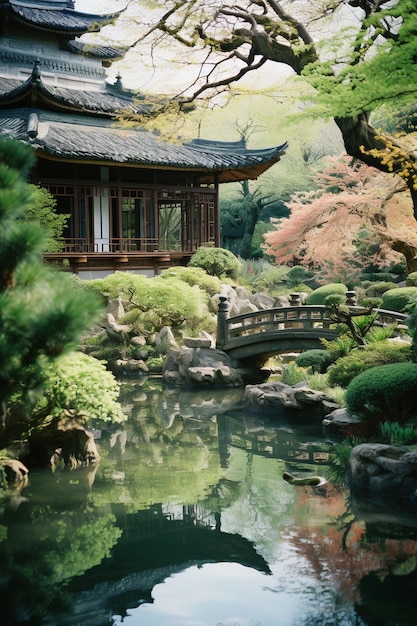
[0,379,416,626]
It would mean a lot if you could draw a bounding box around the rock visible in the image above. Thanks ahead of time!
[107,296,125,321]
[250,292,275,310]
[25,415,100,469]
[283,471,327,487]
[162,345,244,387]
[131,335,147,347]
[0,459,29,485]
[104,312,130,340]
[349,443,417,512]
[155,326,179,354]
[183,336,212,349]
[322,407,362,438]
[115,358,149,374]
[243,381,340,421]
[274,295,291,308]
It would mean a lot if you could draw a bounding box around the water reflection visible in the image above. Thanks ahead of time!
[0,379,416,625]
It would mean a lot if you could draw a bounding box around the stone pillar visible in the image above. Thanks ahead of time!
[289,292,301,306]
[216,294,229,349]
[346,290,357,306]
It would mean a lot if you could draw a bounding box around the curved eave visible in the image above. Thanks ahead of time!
[65,39,128,62]
[31,143,286,184]
[0,80,147,117]
[8,4,121,35]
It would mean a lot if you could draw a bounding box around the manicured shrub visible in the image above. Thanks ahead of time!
[295,349,333,373]
[360,272,396,283]
[345,362,417,423]
[381,287,417,312]
[405,271,417,287]
[160,266,222,297]
[327,341,411,387]
[364,281,397,297]
[188,246,241,279]
[306,283,347,305]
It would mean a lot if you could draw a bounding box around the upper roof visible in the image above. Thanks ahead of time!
[4,0,121,35]
[0,107,288,183]
[0,74,149,116]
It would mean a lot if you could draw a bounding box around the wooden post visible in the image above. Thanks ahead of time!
[216,294,229,349]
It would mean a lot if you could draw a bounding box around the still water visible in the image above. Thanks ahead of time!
[0,379,416,626]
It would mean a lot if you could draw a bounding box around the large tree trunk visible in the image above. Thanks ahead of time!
[390,239,417,274]
[335,114,417,221]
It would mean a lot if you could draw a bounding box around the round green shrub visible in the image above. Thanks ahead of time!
[327,341,411,387]
[345,362,417,423]
[364,281,397,297]
[306,283,348,305]
[188,246,241,279]
[381,287,417,312]
[406,271,417,287]
[295,349,333,373]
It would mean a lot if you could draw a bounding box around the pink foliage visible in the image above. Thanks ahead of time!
[264,155,413,282]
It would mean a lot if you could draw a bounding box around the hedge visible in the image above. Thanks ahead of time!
[306,283,348,305]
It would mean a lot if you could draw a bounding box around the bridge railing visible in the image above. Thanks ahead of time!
[216,298,409,350]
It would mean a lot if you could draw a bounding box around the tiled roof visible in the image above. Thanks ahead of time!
[0,108,287,182]
[8,1,120,34]
[65,40,128,61]
[0,77,149,116]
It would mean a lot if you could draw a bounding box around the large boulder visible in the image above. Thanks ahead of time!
[162,342,244,387]
[349,443,417,515]
[243,381,339,421]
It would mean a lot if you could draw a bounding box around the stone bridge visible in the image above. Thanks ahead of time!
[216,296,408,368]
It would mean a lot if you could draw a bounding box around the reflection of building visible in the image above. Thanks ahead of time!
[63,504,270,624]
[0,0,287,278]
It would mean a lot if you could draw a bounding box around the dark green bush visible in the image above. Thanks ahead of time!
[381,287,417,312]
[295,349,333,373]
[345,362,417,423]
[306,283,347,305]
[188,246,241,279]
[360,272,396,282]
[327,341,411,387]
[364,281,397,297]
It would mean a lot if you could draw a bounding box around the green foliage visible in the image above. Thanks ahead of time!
[87,271,207,335]
[325,293,346,306]
[321,335,356,360]
[364,281,398,297]
[0,138,102,447]
[325,439,356,485]
[287,265,314,287]
[378,421,417,445]
[160,266,222,296]
[406,271,417,287]
[381,287,417,312]
[295,349,332,373]
[34,352,125,424]
[345,362,417,423]
[306,283,347,305]
[407,303,417,362]
[328,341,411,388]
[280,362,308,386]
[24,185,69,253]
[146,356,164,372]
[188,246,241,279]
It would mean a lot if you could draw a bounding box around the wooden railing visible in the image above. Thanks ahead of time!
[216,299,409,352]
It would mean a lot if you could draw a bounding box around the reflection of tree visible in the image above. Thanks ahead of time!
[287,489,417,604]
[0,504,121,623]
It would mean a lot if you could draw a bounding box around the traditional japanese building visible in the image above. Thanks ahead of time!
[0,0,287,278]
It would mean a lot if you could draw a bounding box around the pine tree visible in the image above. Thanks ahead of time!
[0,138,101,448]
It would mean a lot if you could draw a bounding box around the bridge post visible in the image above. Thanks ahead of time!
[216,294,229,349]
